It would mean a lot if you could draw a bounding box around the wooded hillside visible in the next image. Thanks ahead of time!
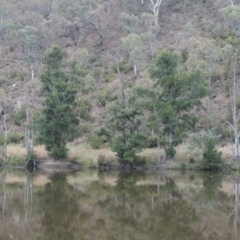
[0,0,240,162]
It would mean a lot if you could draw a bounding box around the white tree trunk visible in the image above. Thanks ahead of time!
[229,0,234,6]
[130,55,137,79]
[1,171,6,220]
[230,54,239,161]
[149,0,163,26]
[3,96,7,159]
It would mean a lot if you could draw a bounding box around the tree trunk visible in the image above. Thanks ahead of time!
[230,54,239,161]
[149,0,163,26]
[1,171,6,220]
[3,96,7,159]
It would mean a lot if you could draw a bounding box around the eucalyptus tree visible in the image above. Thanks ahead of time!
[18,25,38,157]
[149,49,209,160]
[121,33,144,79]
[222,44,240,161]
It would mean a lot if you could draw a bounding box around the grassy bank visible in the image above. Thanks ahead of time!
[0,142,236,170]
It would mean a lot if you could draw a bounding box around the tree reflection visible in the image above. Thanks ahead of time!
[201,172,223,201]
[39,173,79,240]
[92,171,205,240]
[229,176,240,240]
[1,171,6,220]
[147,178,205,240]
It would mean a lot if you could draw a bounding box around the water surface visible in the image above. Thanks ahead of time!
[0,170,239,240]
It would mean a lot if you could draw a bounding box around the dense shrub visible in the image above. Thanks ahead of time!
[201,137,223,170]
[147,135,158,148]
[89,134,106,149]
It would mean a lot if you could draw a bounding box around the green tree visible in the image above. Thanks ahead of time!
[38,46,79,159]
[99,73,146,165]
[149,49,209,160]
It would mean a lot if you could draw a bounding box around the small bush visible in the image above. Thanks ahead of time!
[49,145,68,159]
[8,154,25,165]
[9,70,17,79]
[89,134,106,149]
[97,154,114,167]
[201,136,223,170]
[7,131,24,144]
[98,154,108,167]
[189,157,195,164]
[97,90,111,107]
[147,135,158,148]
[78,123,92,136]
[103,72,115,82]
[181,162,187,170]
[92,68,101,81]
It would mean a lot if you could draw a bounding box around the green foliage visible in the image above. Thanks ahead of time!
[148,49,209,159]
[37,46,79,160]
[7,131,24,144]
[0,131,21,148]
[101,87,147,165]
[97,89,111,107]
[88,134,105,149]
[220,6,240,36]
[92,68,101,81]
[147,135,158,148]
[111,132,147,165]
[189,157,195,164]
[194,131,223,170]
[76,99,93,122]
[187,130,221,159]
[97,154,116,167]
[8,154,25,165]
[78,123,92,136]
[119,12,140,34]
[48,145,69,159]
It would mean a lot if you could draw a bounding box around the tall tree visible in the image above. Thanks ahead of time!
[38,46,79,159]
[223,44,240,161]
[99,61,146,165]
[149,49,209,160]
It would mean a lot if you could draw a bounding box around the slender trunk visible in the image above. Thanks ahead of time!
[116,59,127,145]
[231,54,239,161]
[3,96,7,159]
[25,88,30,158]
[150,0,163,26]
[157,136,160,162]
[233,179,239,239]
[154,104,161,162]
[130,55,137,80]
[30,66,34,152]
[229,0,234,6]
[2,171,6,220]
[234,128,239,160]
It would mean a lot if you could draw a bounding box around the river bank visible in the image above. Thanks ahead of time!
[0,142,237,171]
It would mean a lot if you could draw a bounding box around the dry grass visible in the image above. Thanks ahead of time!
[68,143,117,167]
[6,144,48,159]
[5,142,236,167]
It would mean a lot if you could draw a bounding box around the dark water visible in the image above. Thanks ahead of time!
[0,170,239,240]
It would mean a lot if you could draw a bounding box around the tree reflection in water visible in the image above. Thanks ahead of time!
[39,173,79,240]
[1,170,240,240]
[92,171,205,240]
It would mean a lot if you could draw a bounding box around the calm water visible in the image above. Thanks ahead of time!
[0,170,239,240]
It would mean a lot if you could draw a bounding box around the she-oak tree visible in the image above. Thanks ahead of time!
[38,46,79,159]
